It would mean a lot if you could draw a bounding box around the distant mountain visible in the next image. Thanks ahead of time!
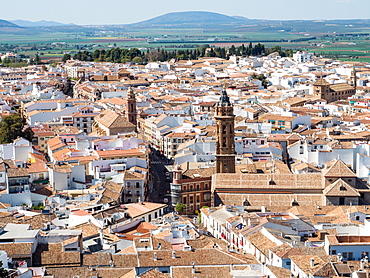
[232,16,250,21]
[9,20,74,27]
[0,19,20,28]
[133,11,250,26]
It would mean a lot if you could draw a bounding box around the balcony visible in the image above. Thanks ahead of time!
[9,184,30,194]
[32,178,49,185]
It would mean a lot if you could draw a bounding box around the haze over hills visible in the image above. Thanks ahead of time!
[0,19,20,28]
[9,20,74,27]
[132,11,251,26]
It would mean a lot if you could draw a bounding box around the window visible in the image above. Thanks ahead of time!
[204,193,210,202]
[222,125,227,134]
[183,197,187,204]
[196,195,200,203]
[196,184,200,191]
[332,250,337,255]
[136,182,140,188]
[65,247,78,252]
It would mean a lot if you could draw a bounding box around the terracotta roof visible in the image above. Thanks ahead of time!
[7,167,29,178]
[324,159,356,177]
[267,265,293,278]
[313,78,330,86]
[323,179,360,197]
[27,162,48,173]
[95,109,135,129]
[97,149,145,158]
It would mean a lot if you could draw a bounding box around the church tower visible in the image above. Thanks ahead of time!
[313,78,330,100]
[351,67,357,90]
[215,87,235,173]
[127,87,137,127]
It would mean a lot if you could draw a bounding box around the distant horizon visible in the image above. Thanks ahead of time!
[3,0,370,25]
[7,11,370,27]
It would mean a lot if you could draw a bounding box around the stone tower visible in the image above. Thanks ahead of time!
[127,87,137,126]
[215,87,235,173]
[351,67,357,90]
[313,78,330,100]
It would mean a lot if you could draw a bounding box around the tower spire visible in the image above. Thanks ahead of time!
[126,87,137,127]
[351,67,357,91]
[215,86,235,174]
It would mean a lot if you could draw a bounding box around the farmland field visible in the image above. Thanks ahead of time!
[0,20,369,63]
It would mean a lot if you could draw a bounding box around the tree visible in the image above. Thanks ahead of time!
[35,53,41,64]
[0,261,8,278]
[175,203,186,214]
[251,73,269,89]
[62,54,71,62]
[132,56,143,64]
[0,113,33,144]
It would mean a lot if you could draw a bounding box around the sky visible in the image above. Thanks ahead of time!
[4,0,370,25]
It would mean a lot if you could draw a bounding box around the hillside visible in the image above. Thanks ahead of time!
[0,19,20,28]
[133,11,250,26]
[10,20,73,27]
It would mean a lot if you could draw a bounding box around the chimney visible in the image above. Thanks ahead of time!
[172,251,176,259]
[192,262,195,274]
[158,243,162,250]
[310,258,315,268]
[154,252,157,261]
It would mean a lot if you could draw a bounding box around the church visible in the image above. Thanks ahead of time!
[211,87,370,209]
[313,69,357,102]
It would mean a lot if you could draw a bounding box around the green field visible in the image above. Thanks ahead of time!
[0,22,369,63]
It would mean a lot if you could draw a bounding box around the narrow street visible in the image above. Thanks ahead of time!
[148,150,172,212]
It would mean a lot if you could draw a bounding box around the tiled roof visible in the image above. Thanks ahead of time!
[324,159,356,177]
[246,231,277,256]
[267,265,293,278]
[7,167,29,178]
[33,243,81,266]
[95,109,135,129]
[313,78,330,86]
[323,179,360,197]
[0,242,33,257]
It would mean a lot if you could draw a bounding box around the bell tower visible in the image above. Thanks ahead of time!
[127,87,137,126]
[351,67,357,91]
[215,87,235,173]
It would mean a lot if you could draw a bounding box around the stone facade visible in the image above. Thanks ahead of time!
[215,89,235,173]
